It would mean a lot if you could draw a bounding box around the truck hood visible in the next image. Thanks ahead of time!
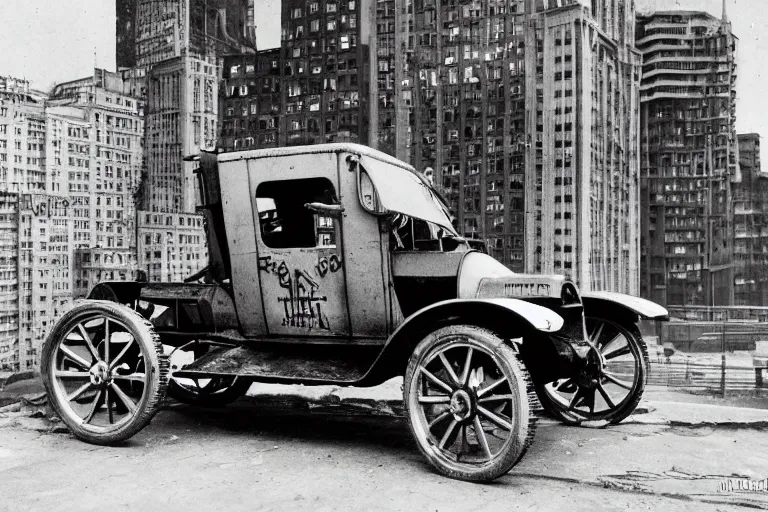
[458,252,579,303]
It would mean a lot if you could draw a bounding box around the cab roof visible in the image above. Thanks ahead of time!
[217,143,415,172]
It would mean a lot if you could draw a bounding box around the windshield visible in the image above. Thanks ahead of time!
[359,155,457,235]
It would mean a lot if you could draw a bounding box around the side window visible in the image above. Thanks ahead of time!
[256,177,338,248]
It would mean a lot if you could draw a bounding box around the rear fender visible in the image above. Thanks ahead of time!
[581,291,669,323]
[359,298,563,385]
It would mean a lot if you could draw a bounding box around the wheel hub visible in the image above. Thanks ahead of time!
[449,389,475,422]
[88,361,110,387]
[577,347,604,389]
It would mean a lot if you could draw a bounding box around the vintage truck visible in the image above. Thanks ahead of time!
[41,143,668,481]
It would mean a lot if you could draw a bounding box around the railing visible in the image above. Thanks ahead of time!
[641,320,768,397]
[667,305,768,322]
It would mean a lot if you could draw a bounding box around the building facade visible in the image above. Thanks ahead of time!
[137,211,208,283]
[217,0,641,294]
[0,77,75,372]
[0,71,149,371]
[637,10,739,307]
[219,49,282,152]
[733,133,768,305]
[48,69,145,298]
[117,0,256,283]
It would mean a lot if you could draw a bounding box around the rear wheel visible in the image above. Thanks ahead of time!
[167,375,250,407]
[41,301,169,445]
[404,325,536,482]
[535,317,648,425]
[166,343,250,406]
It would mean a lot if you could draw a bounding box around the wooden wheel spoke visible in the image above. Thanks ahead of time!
[59,346,91,371]
[111,373,146,382]
[603,344,631,360]
[460,347,473,386]
[567,387,583,411]
[438,353,461,387]
[478,393,514,403]
[597,382,616,409]
[107,387,114,424]
[419,394,451,404]
[103,319,111,365]
[477,377,506,398]
[67,382,92,402]
[76,323,99,362]
[603,371,633,390]
[54,369,90,379]
[477,405,513,431]
[589,322,604,344]
[473,415,493,460]
[110,382,137,414]
[584,388,596,414]
[420,366,454,394]
[439,418,459,449]
[109,337,136,371]
[428,410,451,430]
[82,389,103,424]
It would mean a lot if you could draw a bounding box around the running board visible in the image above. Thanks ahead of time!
[172,343,379,385]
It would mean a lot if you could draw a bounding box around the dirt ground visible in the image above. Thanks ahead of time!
[1,398,767,512]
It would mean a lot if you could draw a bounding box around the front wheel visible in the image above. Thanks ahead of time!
[41,301,169,445]
[535,317,649,425]
[404,325,536,482]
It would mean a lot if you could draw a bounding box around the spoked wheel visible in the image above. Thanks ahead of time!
[404,325,536,482]
[536,317,648,425]
[166,343,250,407]
[168,374,250,407]
[41,301,169,445]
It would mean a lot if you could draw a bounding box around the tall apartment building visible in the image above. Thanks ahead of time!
[637,10,738,307]
[733,133,768,305]
[0,77,78,371]
[48,69,145,298]
[0,192,19,372]
[280,0,373,146]
[218,0,641,293]
[18,194,73,371]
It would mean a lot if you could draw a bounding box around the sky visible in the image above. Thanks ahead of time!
[0,0,765,161]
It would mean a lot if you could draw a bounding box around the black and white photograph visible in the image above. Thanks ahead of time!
[0,0,767,510]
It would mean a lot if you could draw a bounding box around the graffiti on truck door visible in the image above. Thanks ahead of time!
[259,255,344,330]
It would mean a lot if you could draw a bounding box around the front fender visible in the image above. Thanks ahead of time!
[581,291,669,321]
[358,298,564,385]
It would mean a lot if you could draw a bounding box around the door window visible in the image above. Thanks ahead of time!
[256,177,338,248]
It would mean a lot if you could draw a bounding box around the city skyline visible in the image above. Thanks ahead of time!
[1,0,767,164]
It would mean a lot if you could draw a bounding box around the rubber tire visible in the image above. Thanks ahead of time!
[41,301,169,445]
[535,317,649,425]
[167,377,251,407]
[404,325,537,482]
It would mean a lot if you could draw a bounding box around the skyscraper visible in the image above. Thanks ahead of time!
[116,0,256,282]
[637,10,738,307]
[733,133,768,306]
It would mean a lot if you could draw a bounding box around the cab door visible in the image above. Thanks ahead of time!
[250,153,350,338]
